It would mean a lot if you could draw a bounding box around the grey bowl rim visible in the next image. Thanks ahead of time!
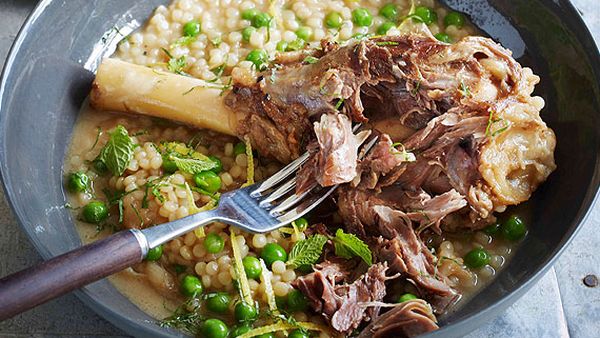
[0,0,599,337]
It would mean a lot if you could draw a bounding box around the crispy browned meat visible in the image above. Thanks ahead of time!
[357,299,439,338]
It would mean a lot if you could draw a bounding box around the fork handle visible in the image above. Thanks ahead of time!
[0,229,147,320]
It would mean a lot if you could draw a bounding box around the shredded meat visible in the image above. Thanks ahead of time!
[357,300,439,338]
[293,262,390,334]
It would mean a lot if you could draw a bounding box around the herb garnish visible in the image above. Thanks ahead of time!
[485,110,510,137]
[375,41,400,46]
[95,125,137,176]
[303,56,319,64]
[286,234,328,268]
[459,80,471,97]
[162,48,187,75]
[390,142,416,162]
[159,299,203,335]
[332,229,372,265]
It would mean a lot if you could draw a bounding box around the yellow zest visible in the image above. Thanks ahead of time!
[184,182,218,238]
[242,135,255,187]
[238,322,332,338]
[259,258,279,314]
[290,220,301,238]
[230,230,254,305]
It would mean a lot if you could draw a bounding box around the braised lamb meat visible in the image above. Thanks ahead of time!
[226,32,556,336]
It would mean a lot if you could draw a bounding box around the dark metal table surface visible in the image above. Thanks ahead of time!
[0,0,598,337]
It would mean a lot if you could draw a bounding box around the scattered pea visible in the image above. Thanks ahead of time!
[162,155,178,174]
[325,12,343,29]
[194,171,222,194]
[501,215,527,241]
[251,12,272,28]
[200,318,229,338]
[180,274,203,297]
[182,20,201,37]
[246,49,268,69]
[230,324,252,337]
[412,6,437,25]
[204,232,225,254]
[295,26,312,41]
[444,11,465,28]
[234,301,258,322]
[377,22,395,35]
[380,4,399,21]
[276,40,288,52]
[82,201,109,224]
[293,217,309,231]
[397,293,418,303]
[260,243,287,267]
[242,26,256,42]
[288,329,310,338]
[233,142,247,156]
[483,222,501,235]
[464,247,491,269]
[208,155,223,174]
[352,8,373,27]
[145,245,163,261]
[67,171,90,193]
[242,256,262,279]
[286,289,308,312]
[434,33,452,43]
[205,292,231,313]
[241,8,259,21]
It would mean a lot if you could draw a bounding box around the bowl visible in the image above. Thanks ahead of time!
[1,0,599,337]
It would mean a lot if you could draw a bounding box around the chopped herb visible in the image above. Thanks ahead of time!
[303,56,319,64]
[159,298,203,335]
[95,125,137,176]
[375,41,400,46]
[410,80,421,97]
[170,36,196,49]
[286,234,328,268]
[334,98,344,110]
[130,203,144,227]
[331,229,372,265]
[390,142,416,162]
[167,56,187,75]
[88,127,102,151]
[210,63,226,79]
[459,80,471,97]
[485,110,510,137]
[211,36,222,47]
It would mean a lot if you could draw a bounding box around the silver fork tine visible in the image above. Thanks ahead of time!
[258,179,296,208]
[250,152,309,197]
[268,133,379,217]
[277,184,338,223]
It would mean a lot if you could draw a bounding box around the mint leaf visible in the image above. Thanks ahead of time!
[332,229,372,265]
[287,234,328,268]
[303,56,319,64]
[171,154,216,175]
[97,125,137,176]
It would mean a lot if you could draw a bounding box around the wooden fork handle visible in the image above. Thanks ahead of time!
[0,229,146,320]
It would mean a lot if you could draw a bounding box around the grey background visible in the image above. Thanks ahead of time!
[0,0,598,337]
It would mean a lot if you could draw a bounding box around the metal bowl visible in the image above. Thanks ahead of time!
[1,0,598,337]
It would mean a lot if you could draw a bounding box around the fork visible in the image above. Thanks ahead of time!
[0,128,378,320]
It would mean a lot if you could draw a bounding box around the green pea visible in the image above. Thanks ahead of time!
[464,247,491,269]
[275,295,287,309]
[241,8,260,21]
[180,274,203,297]
[251,12,272,28]
[295,26,312,41]
[203,233,225,254]
[380,4,399,21]
[256,334,275,338]
[205,292,231,313]
[483,222,501,236]
[325,11,343,29]
[242,26,256,42]
[242,256,262,279]
[234,301,258,322]
[162,155,178,174]
[200,318,229,338]
[67,171,90,193]
[286,39,306,51]
[208,155,223,173]
[145,245,163,261]
[183,20,201,37]
[82,201,109,224]
[245,49,268,69]
[397,293,418,303]
[412,6,437,25]
[286,289,308,312]
[377,21,395,35]
[276,41,288,52]
[444,11,465,28]
[434,33,452,43]
[92,159,108,175]
[293,217,309,231]
[501,215,527,241]
[230,324,252,337]
[173,264,187,274]
[260,243,287,267]
[233,142,247,156]
[194,171,222,194]
[288,329,310,338]
[352,8,373,27]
